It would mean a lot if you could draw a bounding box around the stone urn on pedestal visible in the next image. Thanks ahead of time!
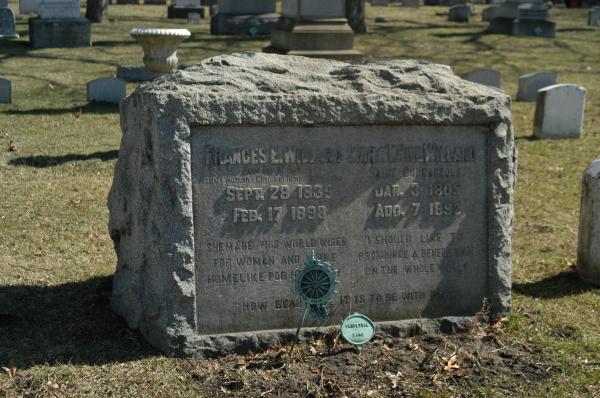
[130,28,191,77]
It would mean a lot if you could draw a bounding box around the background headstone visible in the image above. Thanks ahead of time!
[109,52,514,358]
[402,0,422,7]
[346,0,366,33]
[38,0,81,19]
[533,84,586,139]
[0,0,8,8]
[168,0,205,19]
[465,68,501,89]
[187,12,201,24]
[0,7,19,38]
[449,4,471,22]
[211,0,277,35]
[266,0,361,59]
[589,7,600,27]
[0,77,11,103]
[577,156,600,286]
[516,72,556,102]
[87,77,126,104]
[487,0,555,38]
[20,0,41,14]
[371,0,390,5]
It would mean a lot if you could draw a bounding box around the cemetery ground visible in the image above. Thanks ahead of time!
[0,3,599,397]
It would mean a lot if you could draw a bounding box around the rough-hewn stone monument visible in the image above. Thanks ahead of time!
[109,52,515,358]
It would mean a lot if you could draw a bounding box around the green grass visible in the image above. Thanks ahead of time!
[1,2,600,397]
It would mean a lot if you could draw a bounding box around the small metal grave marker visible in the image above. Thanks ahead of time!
[290,251,339,353]
[341,313,375,352]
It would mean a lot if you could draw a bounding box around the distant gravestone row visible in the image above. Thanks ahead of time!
[462,68,586,139]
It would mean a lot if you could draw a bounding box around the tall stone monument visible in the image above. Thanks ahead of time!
[264,0,362,59]
[29,0,91,48]
[109,52,515,358]
[487,0,555,38]
[211,0,278,36]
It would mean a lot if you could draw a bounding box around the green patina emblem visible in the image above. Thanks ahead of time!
[290,251,339,354]
[341,313,375,352]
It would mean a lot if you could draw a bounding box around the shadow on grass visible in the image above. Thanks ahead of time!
[10,150,118,168]
[513,271,598,299]
[0,276,157,368]
[3,102,119,116]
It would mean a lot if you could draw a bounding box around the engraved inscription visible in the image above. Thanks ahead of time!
[191,126,488,335]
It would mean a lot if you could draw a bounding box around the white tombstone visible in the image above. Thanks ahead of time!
[282,0,344,18]
[517,72,556,102]
[19,0,42,14]
[465,68,501,88]
[533,84,586,139]
[0,77,11,104]
[218,0,275,14]
[577,155,600,286]
[87,77,126,104]
[38,0,81,19]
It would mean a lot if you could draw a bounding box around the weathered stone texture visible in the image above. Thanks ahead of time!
[109,52,515,358]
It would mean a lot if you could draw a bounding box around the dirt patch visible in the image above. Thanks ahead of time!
[178,318,554,397]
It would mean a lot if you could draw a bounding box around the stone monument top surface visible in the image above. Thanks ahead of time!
[38,0,81,19]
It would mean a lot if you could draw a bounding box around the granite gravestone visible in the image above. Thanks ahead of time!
[0,7,19,39]
[0,77,11,104]
[465,68,501,89]
[87,77,126,104]
[589,8,600,27]
[265,0,361,59]
[168,0,205,19]
[211,0,278,36]
[449,4,470,22]
[29,0,91,48]
[19,0,41,14]
[487,0,555,38]
[516,72,556,102]
[109,52,515,358]
[577,156,600,286]
[533,84,586,139]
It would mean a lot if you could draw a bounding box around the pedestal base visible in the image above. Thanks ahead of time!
[168,5,205,19]
[488,17,555,38]
[210,12,279,36]
[264,18,362,60]
[28,17,91,48]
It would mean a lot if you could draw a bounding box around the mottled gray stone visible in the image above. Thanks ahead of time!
[0,77,11,104]
[533,83,586,139]
[464,68,501,89]
[28,16,91,48]
[577,156,600,286]
[116,65,153,82]
[516,71,556,102]
[0,8,19,39]
[109,52,515,358]
[448,4,470,22]
[589,8,600,27]
[87,77,126,104]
